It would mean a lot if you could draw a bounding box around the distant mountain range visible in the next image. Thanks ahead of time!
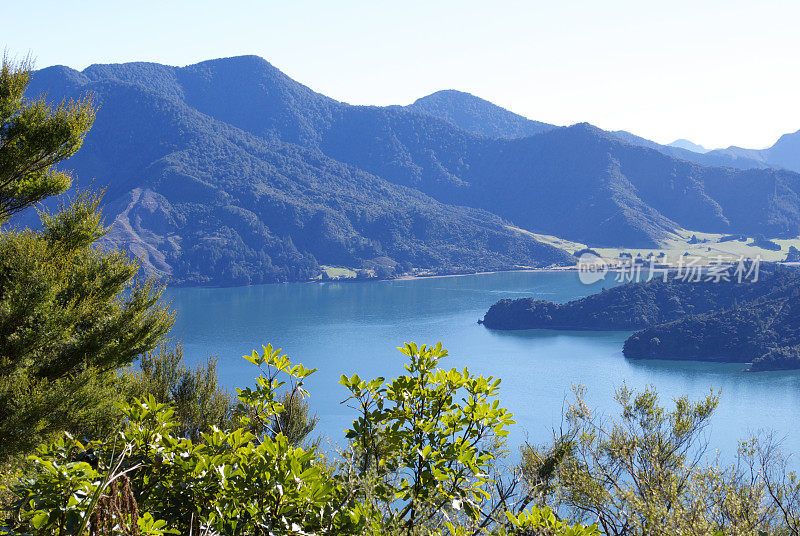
[22,55,800,286]
[706,131,800,173]
[405,91,800,173]
[668,139,708,153]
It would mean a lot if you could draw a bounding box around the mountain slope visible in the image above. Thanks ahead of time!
[26,63,572,285]
[405,90,554,139]
[318,113,800,246]
[402,89,772,172]
[668,139,708,153]
[764,130,800,172]
[25,56,800,284]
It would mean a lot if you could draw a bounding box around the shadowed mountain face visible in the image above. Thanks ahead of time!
[23,55,800,285]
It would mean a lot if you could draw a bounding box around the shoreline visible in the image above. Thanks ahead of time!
[165,265,582,289]
[391,265,578,282]
[167,259,788,289]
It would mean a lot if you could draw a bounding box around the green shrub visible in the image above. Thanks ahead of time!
[2,343,599,536]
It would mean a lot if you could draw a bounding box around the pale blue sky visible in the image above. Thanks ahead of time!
[6,0,799,149]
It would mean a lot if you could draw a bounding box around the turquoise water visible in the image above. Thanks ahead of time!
[165,271,800,460]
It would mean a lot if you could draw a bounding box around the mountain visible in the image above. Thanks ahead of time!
[317,116,800,247]
[698,130,800,173]
[610,130,768,169]
[404,93,775,173]
[404,90,554,139]
[668,139,708,153]
[405,91,800,176]
[763,130,800,172]
[24,56,800,285]
[24,58,572,286]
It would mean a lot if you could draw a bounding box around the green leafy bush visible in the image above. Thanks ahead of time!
[2,343,598,536]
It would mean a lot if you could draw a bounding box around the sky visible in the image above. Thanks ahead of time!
[5,0,799,150]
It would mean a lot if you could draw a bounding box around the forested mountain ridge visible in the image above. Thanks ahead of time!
[609,130,769,170]
[406,88,800,175]
[26,60,571,285]
[404,89,555,139]
[403,89,789,173]
[24,55,800,284]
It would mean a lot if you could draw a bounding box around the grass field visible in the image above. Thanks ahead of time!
[318,265,358,279]
[509,226,800,266]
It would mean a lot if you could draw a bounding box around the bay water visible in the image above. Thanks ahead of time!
[165,271,800,461]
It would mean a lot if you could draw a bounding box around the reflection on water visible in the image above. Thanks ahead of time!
[165,271,800,461]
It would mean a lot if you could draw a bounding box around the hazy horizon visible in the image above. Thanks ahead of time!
[8,0,800,150]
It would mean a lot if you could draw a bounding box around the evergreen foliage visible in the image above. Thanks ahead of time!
[0,59,173,461]
[121,343,237,442]
[0,58,94,224]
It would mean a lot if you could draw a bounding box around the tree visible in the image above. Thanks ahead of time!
[0,57,93,225]
[0,58,173,461]
[122,343,237,442]
[520,384,784,536]
[4,344,361,536]
[340,342,519,534]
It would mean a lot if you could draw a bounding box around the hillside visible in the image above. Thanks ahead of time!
[26,62,572,285]
[763,130,800,172]
[312,108,800,247]
[698,130,800,173]
[405,90,554,139]
[481,265,800,370]
[623,295,800,371]
[25,55,800,284]
[403,93,776,173]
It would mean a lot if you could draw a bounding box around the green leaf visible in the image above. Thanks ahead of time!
[31,512,49,529]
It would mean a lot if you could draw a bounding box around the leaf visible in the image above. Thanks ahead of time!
[31,512,49,529]
[243,351,260,366]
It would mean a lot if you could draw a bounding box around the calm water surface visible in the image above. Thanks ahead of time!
[165,271,800,460]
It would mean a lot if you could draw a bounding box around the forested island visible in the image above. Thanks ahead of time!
[481,264,800,371]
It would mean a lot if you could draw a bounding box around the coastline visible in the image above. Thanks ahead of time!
[391,265,578,282]
[168,260,788,289]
